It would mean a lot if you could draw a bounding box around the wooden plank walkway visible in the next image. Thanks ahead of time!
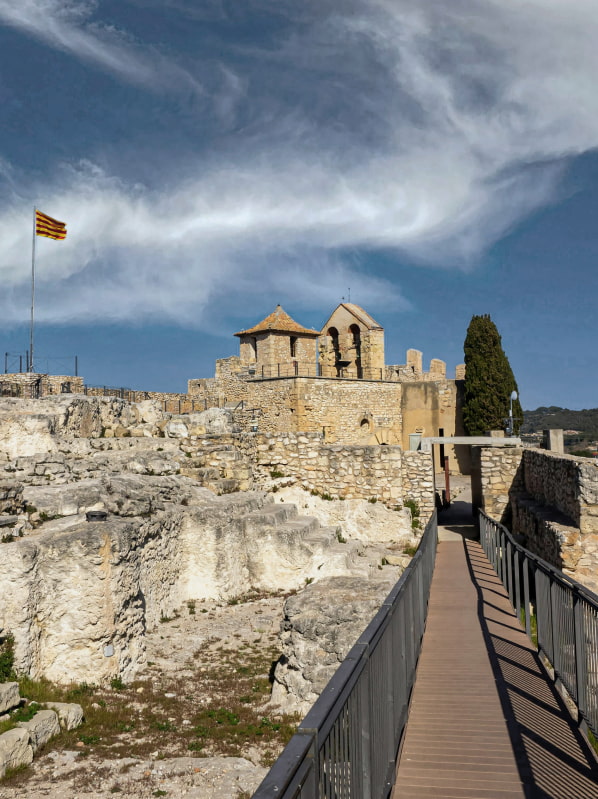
[392,537,598,799]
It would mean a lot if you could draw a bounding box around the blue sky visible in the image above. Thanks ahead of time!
[0,1,596,409]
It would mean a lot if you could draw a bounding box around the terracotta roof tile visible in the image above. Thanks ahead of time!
[235,305,319,337]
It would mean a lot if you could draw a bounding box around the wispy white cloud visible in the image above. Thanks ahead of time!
[0,0,203,94]
[1,1,598,328]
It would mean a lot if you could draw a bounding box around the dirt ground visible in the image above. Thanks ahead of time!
[0,592,294,799]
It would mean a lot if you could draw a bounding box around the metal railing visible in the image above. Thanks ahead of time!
[0,378,41,399]
[480,510,598,738]
[255,364,388,381]
[253,511,438,799]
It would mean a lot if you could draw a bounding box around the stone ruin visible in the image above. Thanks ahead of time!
[0,394,419,711]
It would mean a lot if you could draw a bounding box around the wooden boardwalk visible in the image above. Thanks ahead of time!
[392,536,598,798]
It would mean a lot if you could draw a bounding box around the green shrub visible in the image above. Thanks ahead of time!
[0,634,16,682]
[403,499,421,530]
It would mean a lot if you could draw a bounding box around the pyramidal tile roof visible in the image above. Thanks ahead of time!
[235,305,319,337]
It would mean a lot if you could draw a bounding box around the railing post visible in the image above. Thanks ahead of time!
[573,593,587,724]
[514,549,521,623]
[359,659,372,799]
[523,557,531,638]
[507,540,514,606]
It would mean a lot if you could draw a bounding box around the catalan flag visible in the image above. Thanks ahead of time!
[35,209,67,240]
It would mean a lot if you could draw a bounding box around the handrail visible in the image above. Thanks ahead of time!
[252,511,438,799]
[479,509,598,739]
[255,363,388,381]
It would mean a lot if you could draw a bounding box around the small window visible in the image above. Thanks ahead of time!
[290,336,297,358]
[360,418,370,430]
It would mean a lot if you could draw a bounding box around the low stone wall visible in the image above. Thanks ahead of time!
[522,449,598,533]
[511,495,582,576]
[236,432,403,502]
[477,446,598,591]
[233,432,434,514]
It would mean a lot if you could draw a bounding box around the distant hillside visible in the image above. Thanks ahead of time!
[522,406,598,438]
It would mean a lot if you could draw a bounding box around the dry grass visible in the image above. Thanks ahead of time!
[4,641,297,784]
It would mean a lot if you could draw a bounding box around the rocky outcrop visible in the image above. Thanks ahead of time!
[271,485,414,544]
[0,470,400,685]
[0,395,415,697]
[271,573,399,713]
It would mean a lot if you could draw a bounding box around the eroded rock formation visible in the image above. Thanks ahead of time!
[0,395,413,693]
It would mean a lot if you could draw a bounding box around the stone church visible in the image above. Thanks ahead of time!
[189,303,465,462]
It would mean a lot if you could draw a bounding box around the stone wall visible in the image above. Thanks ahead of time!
[401,451,435,521]
[234,432,434,514]
[522,449,598,532]
[292,378,402,444]
[1,374,84,397]
[191,376,403,445]
[473,446,524,523]
[236,432,401,502]
[477,446,598,591]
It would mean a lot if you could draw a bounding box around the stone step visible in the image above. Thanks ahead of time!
[315,540,373,577]
[241,504,299,533]
[179,466,220,481]
[299,525,339,550]
[263,516,321,542]
[209,478,241,495]
[204,491,267,520]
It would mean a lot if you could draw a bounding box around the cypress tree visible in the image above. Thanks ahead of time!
[462,314,523,436]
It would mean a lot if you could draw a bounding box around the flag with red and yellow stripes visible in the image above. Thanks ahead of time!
[35,209,67,240]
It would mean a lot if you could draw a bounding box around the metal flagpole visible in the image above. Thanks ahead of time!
[30,206,36,373]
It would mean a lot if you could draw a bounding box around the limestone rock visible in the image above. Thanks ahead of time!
[271,575,395,713]
[192,408,235,435]
[0,413,57,459]
[0,683,20,714]
[272,485,412,543]
[16,709,60,753]
[180,756,267,799]
[165,419,189,438]
[134,399,164,425]
[23,479,106,518]
[44,702,84,730]
[0,728,33,778]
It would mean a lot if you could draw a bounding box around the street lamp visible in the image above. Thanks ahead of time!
[505,390,518,436]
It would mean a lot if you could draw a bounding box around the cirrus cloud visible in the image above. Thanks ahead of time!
[0,0,597,329]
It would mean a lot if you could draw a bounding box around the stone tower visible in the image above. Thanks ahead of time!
[319,303,385,379]
[235,305,319,376]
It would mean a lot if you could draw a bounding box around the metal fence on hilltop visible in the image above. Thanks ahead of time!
[4,352,78,376]
[252,511,438,799]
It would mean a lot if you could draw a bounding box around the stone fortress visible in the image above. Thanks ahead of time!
[188,302,467,462]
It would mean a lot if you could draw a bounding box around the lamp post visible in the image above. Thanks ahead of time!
[505,390,518,436]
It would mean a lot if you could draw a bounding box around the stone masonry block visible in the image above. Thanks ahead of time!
[17,709,60,753]
[0,683,20,715]
[45,702,84,731]
[0,728,33,778]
